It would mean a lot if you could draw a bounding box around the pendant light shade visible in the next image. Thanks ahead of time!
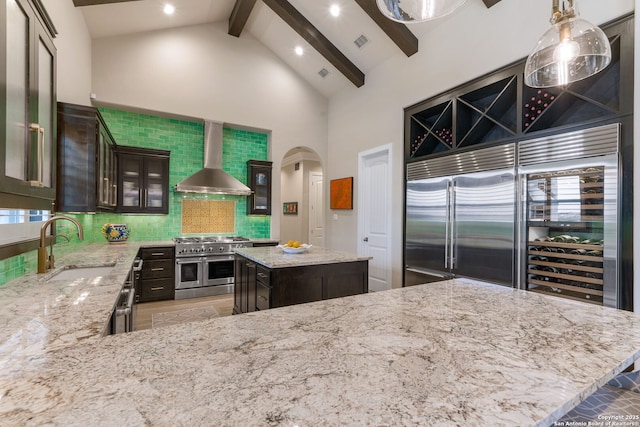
[376,0,468,24]
[524,0,611,88]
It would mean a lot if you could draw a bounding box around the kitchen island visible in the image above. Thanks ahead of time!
[233,246,371,314]
[2,243,640,426]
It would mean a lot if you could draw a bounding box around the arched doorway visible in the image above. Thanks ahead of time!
[280,147,324,247]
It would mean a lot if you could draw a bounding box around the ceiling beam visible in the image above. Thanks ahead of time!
[353,0,418,57]
[262,0,365,88]
[228,0,258,37]
[72,0,142,6]
[482,0,502,8]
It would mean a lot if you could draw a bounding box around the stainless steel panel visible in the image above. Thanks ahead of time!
[452,169,516,285]
[518,124,619,166]
[405,177,450,274]
[407,144,515,181]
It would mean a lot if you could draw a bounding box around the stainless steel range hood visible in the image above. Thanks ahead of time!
[175,121,252,196]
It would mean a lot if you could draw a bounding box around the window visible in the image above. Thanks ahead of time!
[0,210,50,245]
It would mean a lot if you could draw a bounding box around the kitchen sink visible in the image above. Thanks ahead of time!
[50,266,115,281]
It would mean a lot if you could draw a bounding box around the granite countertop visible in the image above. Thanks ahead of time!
[3,243,640,426]
[234,245,372,268]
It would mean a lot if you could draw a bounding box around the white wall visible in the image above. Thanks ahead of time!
[41,0,92,105]
[90,22,330,240]
[280,162,304,243]
[326,0,635,288]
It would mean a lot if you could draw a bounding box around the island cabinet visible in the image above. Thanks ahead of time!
[233,250,369,314]
[56,102,118,212]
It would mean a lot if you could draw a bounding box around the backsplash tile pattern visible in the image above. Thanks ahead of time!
[182,200,235,234]
[0,110,270,286]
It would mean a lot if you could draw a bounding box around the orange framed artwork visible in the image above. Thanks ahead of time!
[330,177,353,209]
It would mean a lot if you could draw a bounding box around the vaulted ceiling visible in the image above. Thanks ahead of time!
[75,0,501,97]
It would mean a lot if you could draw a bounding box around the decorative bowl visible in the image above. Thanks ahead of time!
[278,244,311,254]
[101,223,130,244]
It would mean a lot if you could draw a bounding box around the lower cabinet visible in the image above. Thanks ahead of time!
[136,246,175,303]
[233,255,368,314]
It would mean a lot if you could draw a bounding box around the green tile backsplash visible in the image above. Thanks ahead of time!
[0,109,270,286]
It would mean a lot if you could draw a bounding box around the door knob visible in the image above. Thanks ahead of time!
[363,237,369,242]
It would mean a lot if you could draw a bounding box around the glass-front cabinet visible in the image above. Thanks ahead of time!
[56,102,117,213]
[521,156,618,307]
[247,160,272,215]
[116,146,170,214]
[1,0,56,209]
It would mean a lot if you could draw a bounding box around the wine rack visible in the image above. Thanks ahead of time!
[526,166,606,305]
[527,168,604,223]
[527,240,604,304]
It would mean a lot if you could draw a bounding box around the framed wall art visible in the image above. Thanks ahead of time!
[330,177,353,210]
[283,202,298,215]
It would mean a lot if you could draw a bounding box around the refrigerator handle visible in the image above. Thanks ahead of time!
[444,182,451,269]
[449,182,456,269]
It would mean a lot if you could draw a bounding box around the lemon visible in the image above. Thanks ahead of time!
[287,240,294,247]
[293,241,301,248]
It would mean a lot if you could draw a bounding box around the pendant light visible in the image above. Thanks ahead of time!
[524,0,611,88]
[376,0,468,24]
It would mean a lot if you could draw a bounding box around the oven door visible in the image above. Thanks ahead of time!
[204,254,235,286]
[176,257,204,290]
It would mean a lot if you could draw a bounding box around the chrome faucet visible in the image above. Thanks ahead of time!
[38,216,84,274]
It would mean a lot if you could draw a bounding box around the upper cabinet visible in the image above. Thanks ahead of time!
[56,102,117,213]
[0,0,57,209]
[405,15,633,162]
[116,146,170,214]
[247,160,272,215]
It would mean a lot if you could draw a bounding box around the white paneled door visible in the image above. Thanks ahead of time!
[358,144,392,291]
[309,172,324,247]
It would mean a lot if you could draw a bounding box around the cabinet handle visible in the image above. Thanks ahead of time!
[151,253,164,256]
[258,296,268,302]
[257,273,268,278]
[29,123,45,187]
[144,188,148,207]
[112,184,117,206]
[247,263,256,268]
[151,267,164,272]
[150,287,164,291]
[103,177,110,204]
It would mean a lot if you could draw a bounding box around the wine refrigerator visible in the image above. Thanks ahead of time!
[517,124,619,307]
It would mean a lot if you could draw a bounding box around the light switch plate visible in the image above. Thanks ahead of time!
[332,214,338,221]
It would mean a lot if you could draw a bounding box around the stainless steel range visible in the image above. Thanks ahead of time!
[173,236,252,299]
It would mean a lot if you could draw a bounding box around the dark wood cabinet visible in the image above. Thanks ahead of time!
[234,256,257,314]
[116,146,170,214]
[405,15,633,161]
[247,160,272,215]
[136,246,175,303]
[56,102,117,212]
[0,0,57,210]
[234,255,368,314]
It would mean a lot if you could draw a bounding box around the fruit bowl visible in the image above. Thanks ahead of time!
[277,244,311,254]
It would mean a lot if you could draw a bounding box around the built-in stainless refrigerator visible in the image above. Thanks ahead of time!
[405,145,516,286]
[517,124,619,307]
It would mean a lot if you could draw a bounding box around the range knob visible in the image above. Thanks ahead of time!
[219,246,225,252]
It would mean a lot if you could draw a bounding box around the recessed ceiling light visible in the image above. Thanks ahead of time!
[163,4,175,15]
[294,46,304,56]
[330,4,340,17]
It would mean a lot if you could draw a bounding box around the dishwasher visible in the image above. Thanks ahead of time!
[110,258,143,334]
